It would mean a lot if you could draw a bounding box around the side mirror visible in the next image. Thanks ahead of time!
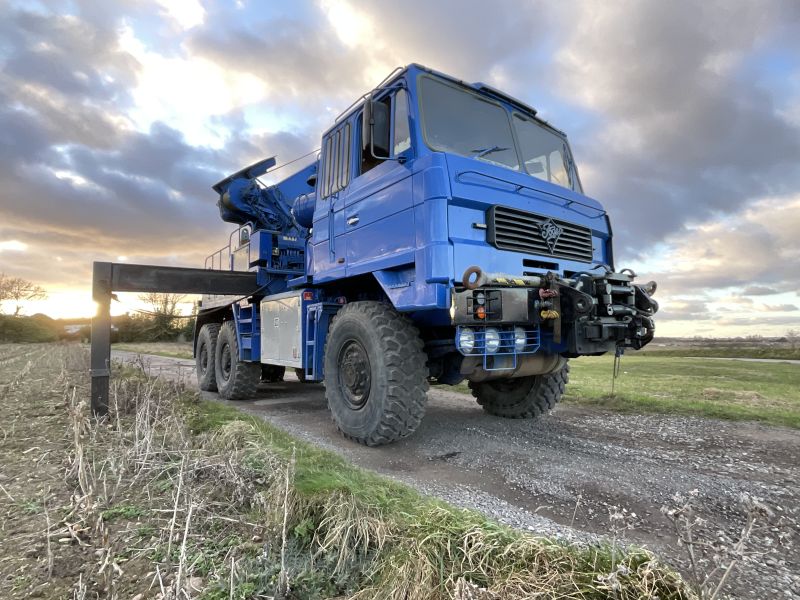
[361,95,391,158]
[361,94,374,151]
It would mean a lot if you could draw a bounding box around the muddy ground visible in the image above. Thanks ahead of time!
[111,351,800,598]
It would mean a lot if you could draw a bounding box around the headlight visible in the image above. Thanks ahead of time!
[513,326,527,352]
[484,328,501,354]
[457,328,475,353]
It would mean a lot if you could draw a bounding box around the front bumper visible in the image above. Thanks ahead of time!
[452,267,658,359]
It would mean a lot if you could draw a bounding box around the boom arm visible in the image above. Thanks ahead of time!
[213,156,310,236]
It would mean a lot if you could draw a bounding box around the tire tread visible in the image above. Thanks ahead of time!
[215,321,260,400]
[324,302,429,446]
[469,362,569,419]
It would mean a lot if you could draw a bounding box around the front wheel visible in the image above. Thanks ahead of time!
[214,321,261,400]
[324,302,429,446]
[469,362,569,419]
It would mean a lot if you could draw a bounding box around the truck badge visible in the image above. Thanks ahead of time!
[539,219,562,252]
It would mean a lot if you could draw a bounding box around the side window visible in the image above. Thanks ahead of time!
[360,96,391,175]
[339,123,351,189]
[321,124,352,198]
[321,135,332,197]
[329,129,339,197]
[393,88,411,156]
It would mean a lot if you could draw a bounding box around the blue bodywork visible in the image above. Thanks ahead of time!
[197,64,656,383]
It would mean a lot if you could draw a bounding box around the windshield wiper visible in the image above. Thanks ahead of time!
[471,145,509,159]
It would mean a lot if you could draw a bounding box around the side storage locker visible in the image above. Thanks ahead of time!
[260,291,303,368]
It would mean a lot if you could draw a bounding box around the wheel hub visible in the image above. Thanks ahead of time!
[199,345,209,375]
[338,339,371,409]
[220,343,232,381]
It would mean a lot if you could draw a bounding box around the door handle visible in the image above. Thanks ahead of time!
[347,215,359,226]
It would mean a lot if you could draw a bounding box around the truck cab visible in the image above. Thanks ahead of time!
[194,64,658,445]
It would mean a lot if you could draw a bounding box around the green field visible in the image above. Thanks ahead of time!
[563,355,800,428]
[114,341,193,359]
[640,346,800,360]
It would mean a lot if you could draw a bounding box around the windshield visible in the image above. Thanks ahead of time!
[513,114,571,189]
[419,77,519,170]
[419,76,580,192]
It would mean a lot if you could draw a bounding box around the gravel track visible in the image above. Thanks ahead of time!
[113,350,800,599]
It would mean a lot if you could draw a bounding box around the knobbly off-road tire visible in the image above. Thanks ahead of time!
[469,362,570,419]
[214,321,261,400]
[196,323,220,392]
[261,364,286,383]
[323,301,429,446]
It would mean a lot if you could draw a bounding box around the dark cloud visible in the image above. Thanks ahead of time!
[742,285,781,296]
[186,11,368,112]
[0,2,319,293]
[0,0,799,334]
[555,0,800,256]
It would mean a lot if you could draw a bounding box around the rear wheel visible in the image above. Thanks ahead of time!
[324,302,429,446]
[261,364,286,383]
[469,362,569,419]
[196,323,220,392]
[214,321,261,400]
[294,368,307,383]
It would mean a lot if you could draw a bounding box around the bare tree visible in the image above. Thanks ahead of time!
[0,273,47,316]
[786,328,799,351]
[138,293,187,340]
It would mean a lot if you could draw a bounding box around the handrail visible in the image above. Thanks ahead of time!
[335,66,405,123]
[204,225,249,271]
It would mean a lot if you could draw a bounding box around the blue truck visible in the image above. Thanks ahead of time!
[194,64,659,446]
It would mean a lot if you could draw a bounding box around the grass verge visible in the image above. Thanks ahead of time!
[563,355,800,429]
[453,355,799,429]
[0,343,694,599]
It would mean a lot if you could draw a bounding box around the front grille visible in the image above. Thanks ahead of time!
[487,205,594,263]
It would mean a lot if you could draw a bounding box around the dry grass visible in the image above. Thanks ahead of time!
[0,343,696,599]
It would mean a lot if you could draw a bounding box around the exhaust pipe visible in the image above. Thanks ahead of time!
[462,266,544,290]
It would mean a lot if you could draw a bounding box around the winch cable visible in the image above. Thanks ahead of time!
[611,346,624,396]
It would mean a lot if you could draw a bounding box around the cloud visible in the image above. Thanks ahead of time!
[758,304,798,312]
[632,195,800,334]
[656,298,711,321]
[0,0,799,336]
[0,2,321,294]
[554,0,800,255]
[742,285,781,296]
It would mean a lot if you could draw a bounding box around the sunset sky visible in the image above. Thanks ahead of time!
[1,0,799,336]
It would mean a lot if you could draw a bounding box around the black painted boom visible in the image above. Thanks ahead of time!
[90,262,259,416]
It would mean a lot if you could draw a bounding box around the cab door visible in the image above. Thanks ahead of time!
[311,122,352,282]
[344,88,416,275]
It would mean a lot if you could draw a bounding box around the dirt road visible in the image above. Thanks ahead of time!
[112,350,800,599]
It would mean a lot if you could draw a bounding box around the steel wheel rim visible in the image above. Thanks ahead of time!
[199,344,209,376]
[338,339,371,410]
[220,343,232,381]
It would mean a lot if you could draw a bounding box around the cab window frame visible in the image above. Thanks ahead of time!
[320,121,353,198]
